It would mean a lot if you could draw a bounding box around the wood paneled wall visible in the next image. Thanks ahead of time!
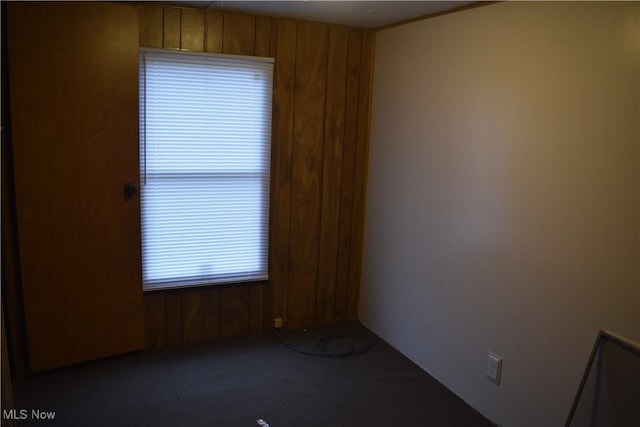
[138,4,374,346]
[2,3,28,377]
[2,4,373,372]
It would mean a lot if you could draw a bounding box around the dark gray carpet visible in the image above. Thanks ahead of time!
[14,321,494,426]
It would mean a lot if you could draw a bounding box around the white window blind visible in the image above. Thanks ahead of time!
[139,49,273,291]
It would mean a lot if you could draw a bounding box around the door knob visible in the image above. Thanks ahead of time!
[124,183,138,200]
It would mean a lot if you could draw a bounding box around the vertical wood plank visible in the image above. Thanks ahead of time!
[181,8,205,52]
[205,10,223,53]
[287,21,329,329]
[254,16,271,57]
[138,4,163,48]
[1,130,27,378]
[222,12,255,55]
[2,305,16,424]
[202,288,221,340]
[182,289,205,344]
[163,6,181,50]
[316,25,348,325]
[347,30,374,320]
[165,291,183,345]
[144,293,167,348]
[334,28,362,322]
[249,284,264,334]
[268,18,297,327]
[220,287,250,338]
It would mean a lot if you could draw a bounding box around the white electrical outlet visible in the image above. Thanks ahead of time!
[273,318,283,329]
[486,352,502,385]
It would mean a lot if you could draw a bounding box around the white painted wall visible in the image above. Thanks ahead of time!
[360,2,640,426]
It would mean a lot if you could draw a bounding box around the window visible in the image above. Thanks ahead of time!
[139,49,273,291]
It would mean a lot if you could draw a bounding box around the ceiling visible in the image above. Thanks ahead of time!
[160,1,476,29]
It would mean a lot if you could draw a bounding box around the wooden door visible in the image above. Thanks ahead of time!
[7,2,144,372]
